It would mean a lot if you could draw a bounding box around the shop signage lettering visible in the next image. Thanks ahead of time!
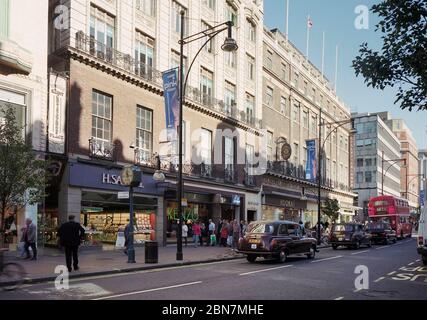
[280,199,295,207]
[102,173,123,185]
[167,207,199,222]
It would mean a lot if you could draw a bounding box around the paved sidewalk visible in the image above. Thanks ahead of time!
[0,245,243,286]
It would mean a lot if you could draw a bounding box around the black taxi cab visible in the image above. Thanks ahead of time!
[237,221,317,263]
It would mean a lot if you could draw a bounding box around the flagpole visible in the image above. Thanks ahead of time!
[306,15,310,59]
[334,45,339,92]
[321,31,325,78]
[285,0,289,42]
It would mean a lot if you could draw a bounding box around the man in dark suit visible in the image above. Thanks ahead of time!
[58,215,85,272]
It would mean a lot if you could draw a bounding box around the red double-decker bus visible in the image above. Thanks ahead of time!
[368,195,412,239]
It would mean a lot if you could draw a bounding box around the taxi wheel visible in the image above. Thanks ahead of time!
[279,248,289,263]
[246,255,257,263]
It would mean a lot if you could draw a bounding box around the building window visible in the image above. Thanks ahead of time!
[265,86,273,106]
[303,80,308,94]
[0,88,26,134]
[293,104,299,123]
[135,31,154,78]
[365,158,372,167]
[224,136,234,178]
[200,128,212,166]
[90,6,115,58]
[225,51,237,68]
[310,115,317,134]
[247,54,255,80]
[293,143,299,164]
[136,106,153,163]
[357,158,364,167]
[202,21,214,54]
[311,87,316,101]
[200,68,214,105]
[267,131,273,161]
[91,90,112,145]
[265,50,273,69]
[246,93,255,122]
[281,63,287,81]
[202,0,215,10]
[224,81,236,114]
[365,171,372,183]
[356,172,363,183]
[172,1,187,35]
[246,19,256,42]
[136,0,156,16]
[293,71,299,87]
[171,50,187,76]
[225,2,237,26]
[280,96,287,114]
[302,110,308,128]
[246,144,255,175]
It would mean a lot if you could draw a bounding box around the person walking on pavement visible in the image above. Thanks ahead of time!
[192,221,201,248]
[220,220,229,247]
[58,215,85,273]
[208,219,216,246]
[232,219,241,249]
[216,219,223,246]
[182,222,189,247]
[124,220,131,255]
[23,218,37,260]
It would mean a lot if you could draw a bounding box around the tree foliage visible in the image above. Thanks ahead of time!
[0,107,49,234]
[322,198,341,224]
[352,0,427,111]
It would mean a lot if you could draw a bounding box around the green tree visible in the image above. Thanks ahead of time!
[0,107,49,243]
[322,198,340,224]
[352,0,427,111]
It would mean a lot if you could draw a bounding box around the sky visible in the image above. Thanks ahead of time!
[263,0,427,150]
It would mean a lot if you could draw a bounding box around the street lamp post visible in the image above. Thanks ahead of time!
[381,150,406,196]
[176,11,238,261]
[406,174,424,201]
[317,114,356,245]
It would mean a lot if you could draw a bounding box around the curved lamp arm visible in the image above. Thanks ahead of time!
[321,120,352,150]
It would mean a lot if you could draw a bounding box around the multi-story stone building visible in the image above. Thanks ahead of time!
[352,112,402,220]
[48,0,264,247]
[380,113,420,212]
[0,0,49,244]
[261,28,357,227]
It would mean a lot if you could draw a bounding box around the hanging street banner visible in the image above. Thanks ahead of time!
[162,68,179,142]
[48,72,67,154]
[305,139,317,181]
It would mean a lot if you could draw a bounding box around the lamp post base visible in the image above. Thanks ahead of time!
[127,249,136,264]
[176,252,183,261]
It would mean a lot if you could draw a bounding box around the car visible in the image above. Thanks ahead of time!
[366,222,397,245]
[330,223,372,250]
[417,206,427,266]
[237,221,317,263]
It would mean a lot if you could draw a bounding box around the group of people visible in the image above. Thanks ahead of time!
[181,218,249,249]
[13,215,85,273]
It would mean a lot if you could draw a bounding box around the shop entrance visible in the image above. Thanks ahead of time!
[221,206,235,221]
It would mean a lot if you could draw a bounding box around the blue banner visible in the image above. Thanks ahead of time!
[306,140,317,181]
[420,190,425,207]
[162,68,179,141]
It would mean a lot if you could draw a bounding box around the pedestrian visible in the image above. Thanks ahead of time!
[208,219,216,246]
[124,220,131,255]
[182,222,188,247]
[200,221,207,246]
[192,221,201,248]
[220,220,229,247]
[23,218,37,261]
[216,219,223,246]
[232,219,241,249]
[241,220,248,236]
[58,215,85,273]
[227,220,234,247]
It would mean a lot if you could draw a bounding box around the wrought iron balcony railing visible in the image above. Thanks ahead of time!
[75,31,163,86]
[89,138,115,160]
[224,164,237,183]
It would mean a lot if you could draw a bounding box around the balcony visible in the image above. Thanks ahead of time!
[89,138,115,161]
[185,87,261,129]
[224,164,237,183]
[244,171,256,187]
[267,161,306,180]
[74,31,162,87]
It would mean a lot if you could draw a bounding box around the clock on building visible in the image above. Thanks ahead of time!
[121,166,142,187]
